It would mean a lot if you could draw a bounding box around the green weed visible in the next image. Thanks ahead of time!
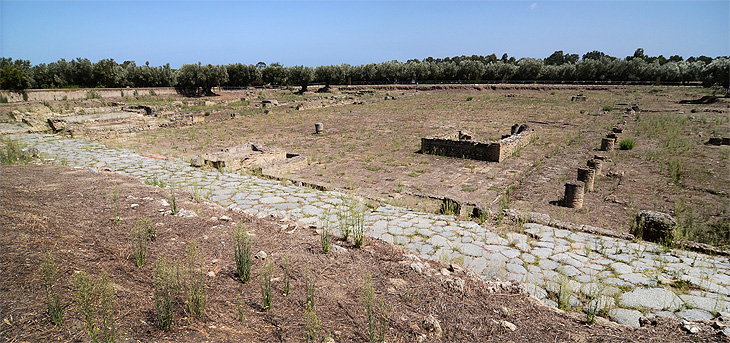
[182,240,207,318]
[153,256,179,330]
[234,222,252,283]
[73,272,116,343]
[259,260,274,311]
[40,252,64,325]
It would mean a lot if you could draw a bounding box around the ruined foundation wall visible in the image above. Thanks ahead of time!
[0,87,177,103]
[421,130,532,162]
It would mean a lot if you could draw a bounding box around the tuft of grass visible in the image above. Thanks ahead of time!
[73,272,116,343]
[618,138,636,150]
[336,197,366,247]
[130,223,148,268]
[182,240,207,318]
[259,260,274,311]
[153,256,179,330]
[438,199,460,216]
[236,295,246,321]
[321,225,331,254]
[303,264,322,342]
[283,255,291,296]
[305,264,316,312]
[361,275,389,343]
[556,274,572,311]
[145,176,166,188]
[110,185,121,225]
[667,157,684,184]
[40,252,64,325]
[168,191,177,215]
[353,213,365,248]
[234,221,252,283]
[602,105,613,112]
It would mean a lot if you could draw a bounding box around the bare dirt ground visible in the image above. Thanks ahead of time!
[1,164,725,342]
[27,84,722,247]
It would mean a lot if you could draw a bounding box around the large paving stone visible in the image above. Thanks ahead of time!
[608,308,643,328]
[619,273,657,287]
[538,259,559,270]
[619,287,683,311]
[679,294,730,313]
[676,309,714,322]
[506,263,527,274]
[610,262,633,275]
[260,196,286,204]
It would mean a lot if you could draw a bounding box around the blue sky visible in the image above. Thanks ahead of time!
[1,1,728,68]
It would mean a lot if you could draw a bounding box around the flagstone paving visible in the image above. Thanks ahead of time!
[11,133,730,327]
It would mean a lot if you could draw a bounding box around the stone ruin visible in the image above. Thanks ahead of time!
[571,94,586,101]
[420,125,534,163]
[191,143,307,176]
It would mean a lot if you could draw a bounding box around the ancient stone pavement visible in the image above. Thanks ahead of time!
[11,133,730,328]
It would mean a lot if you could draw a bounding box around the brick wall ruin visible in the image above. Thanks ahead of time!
[421,127,533,162]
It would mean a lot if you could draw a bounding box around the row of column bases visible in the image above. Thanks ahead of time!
[564,127,623,209]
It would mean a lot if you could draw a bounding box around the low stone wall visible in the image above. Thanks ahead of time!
[421,129,533,162]
[1,87,177,103]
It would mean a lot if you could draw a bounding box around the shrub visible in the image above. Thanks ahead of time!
[130,224,148,268]
[153,256,179,330]
[85,90,101,99]
[0,137,33,165]
[182,240,207,318]
[137,217,156,241]
[234,222,252,283]
[602,105,613,112]
[619,138,636,150]
[40,252,64,325]
[259,260,273,311]
[73,272,116,343]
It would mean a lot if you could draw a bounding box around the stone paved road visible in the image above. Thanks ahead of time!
[10,133,730,327]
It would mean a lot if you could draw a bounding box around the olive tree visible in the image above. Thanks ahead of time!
[175,62,228,96]
[288,65,315,93]
[0,58,32,91]
[701,58,729,88]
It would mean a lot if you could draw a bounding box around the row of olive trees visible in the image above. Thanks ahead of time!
[2,51,728,93]
[0,58,176,90]
[227,58,728,90]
